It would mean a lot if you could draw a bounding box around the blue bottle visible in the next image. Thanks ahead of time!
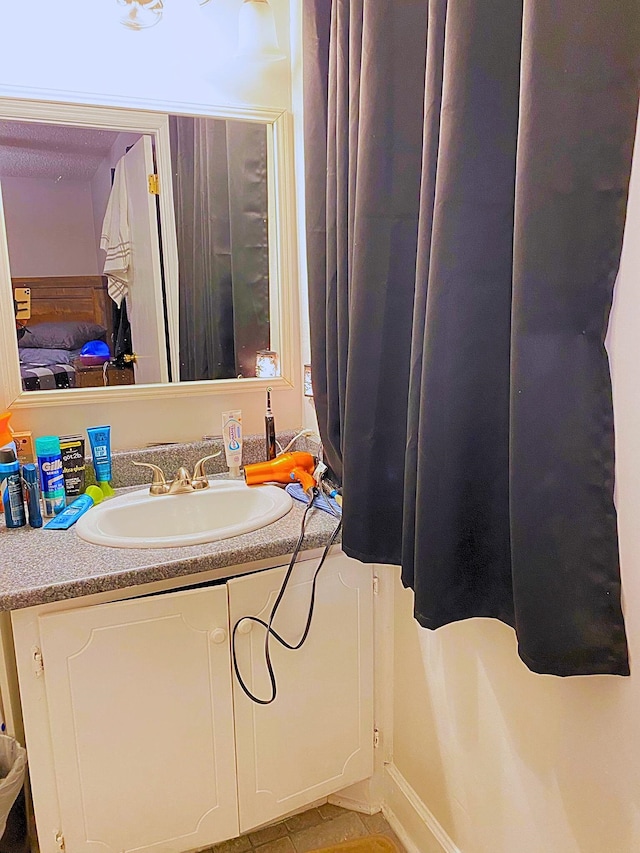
[22,463,43,528]
[0,449,26,528]
[35,436,65,517]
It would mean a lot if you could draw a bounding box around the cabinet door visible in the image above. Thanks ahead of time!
[38,585,239,853]
[229,553,374,833]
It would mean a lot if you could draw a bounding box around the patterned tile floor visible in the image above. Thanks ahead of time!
[208,803,406,853]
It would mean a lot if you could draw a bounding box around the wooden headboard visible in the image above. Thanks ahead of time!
[12,275,113,341]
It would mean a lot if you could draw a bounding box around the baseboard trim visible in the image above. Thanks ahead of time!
[327,791,378,815]
[382,764,462,853]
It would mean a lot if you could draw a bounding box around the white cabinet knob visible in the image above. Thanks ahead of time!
[237,619,253,635]
[210,628,227,644]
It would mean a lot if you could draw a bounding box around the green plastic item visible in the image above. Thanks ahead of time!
[84,484,105,505]
[99,481,115,498]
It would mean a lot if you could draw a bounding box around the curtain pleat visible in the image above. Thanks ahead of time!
[170,116,269,381]
[506,2,638,673]
[404,0,523,631]
[226,121,271,378]
[343,0,428,563]
[304,0,640,675]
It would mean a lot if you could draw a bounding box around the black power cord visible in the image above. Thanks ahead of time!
[231,486,343,706]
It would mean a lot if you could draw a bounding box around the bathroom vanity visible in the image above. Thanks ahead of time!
[0,483,376,853]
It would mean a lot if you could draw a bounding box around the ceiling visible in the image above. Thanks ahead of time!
[0,121,122,180]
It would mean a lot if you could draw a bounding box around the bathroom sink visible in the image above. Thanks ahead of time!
[75,480,293,549]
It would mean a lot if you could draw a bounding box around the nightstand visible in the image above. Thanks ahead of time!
[72,360,135,388]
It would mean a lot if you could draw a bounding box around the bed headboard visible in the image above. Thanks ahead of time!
[12,275,113,340]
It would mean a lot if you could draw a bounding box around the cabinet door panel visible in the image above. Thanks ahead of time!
[230,553,374,833]
[38,586,238,853]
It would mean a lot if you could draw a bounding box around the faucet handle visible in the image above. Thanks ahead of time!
[192,451,222,488]
[132,461,169,495]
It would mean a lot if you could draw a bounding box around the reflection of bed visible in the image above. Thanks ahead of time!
[20,361,76,392]
[14,275,113,392]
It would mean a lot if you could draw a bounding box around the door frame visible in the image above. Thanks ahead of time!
[0,101,180,400]
[119,135,172,384]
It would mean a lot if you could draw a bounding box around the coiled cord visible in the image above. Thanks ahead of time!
[231,486,343,705]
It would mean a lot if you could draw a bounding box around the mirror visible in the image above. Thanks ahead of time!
[0,100,296,407]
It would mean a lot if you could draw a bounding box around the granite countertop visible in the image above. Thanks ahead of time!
[0,433,341,612]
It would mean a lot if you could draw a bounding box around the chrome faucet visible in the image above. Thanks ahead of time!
[133,452,222,496]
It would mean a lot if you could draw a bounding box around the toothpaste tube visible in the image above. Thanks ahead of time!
[87,426,115,497]
[44,485,104,530]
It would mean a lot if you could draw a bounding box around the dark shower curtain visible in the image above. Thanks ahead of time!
[304,0,640,675]
[170,116,270,381]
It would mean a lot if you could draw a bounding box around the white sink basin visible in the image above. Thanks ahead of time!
[75,480,293,549]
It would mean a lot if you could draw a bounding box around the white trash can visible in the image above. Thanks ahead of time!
[0,736,26,840]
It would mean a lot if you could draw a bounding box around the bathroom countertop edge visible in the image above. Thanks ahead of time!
[0,491,342,612]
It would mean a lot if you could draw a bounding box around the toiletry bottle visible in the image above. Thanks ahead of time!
[0,411,17,456]
[22,463,43,528]
[0,449,26,528]
[59,435,86,502]
[0,411,16,518]
[44,485,103,530]
[87,426,115,497]
[35,436,65,517]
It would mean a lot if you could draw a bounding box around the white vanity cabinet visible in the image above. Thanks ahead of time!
[32,585,239,853]
[10,552,374,853]
[230,554,374,833]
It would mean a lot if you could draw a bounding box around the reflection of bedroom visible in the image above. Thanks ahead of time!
[2,113,274,392]
[0,121,143,391]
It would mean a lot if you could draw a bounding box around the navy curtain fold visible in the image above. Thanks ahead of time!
[304,0,640,675]
[170,116,270,381]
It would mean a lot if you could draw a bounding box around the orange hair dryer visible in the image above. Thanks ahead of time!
[243,451,316,493]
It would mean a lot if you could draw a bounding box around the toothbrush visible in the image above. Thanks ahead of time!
[265,387,277,461]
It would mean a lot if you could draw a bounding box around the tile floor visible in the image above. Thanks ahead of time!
[207,803,405,853]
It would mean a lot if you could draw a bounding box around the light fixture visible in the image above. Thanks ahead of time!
[118,0,164,31]
[255,350,279,378]
[116,0,286,63]
[116,0,211,30]
[237,0,285,60]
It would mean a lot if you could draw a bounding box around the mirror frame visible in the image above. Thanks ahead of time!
[0,97,298,410]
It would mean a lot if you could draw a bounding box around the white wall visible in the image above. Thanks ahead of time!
[0,0,291,114]
[391,116,640,853]
[2,176,99,276]
[288,0,316,434]
[0,0,304,449]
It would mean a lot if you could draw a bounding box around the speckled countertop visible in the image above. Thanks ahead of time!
[0,433,341,612]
